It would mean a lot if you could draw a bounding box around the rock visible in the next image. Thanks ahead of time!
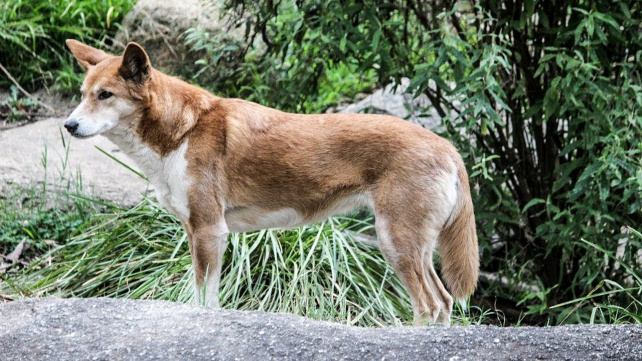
[1,298,641,361]
[114,0,245,77]
[335,78,444,131]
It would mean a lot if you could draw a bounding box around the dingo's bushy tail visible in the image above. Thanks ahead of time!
[438,162,479,307]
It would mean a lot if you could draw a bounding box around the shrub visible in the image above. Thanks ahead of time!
[184,4,376,113]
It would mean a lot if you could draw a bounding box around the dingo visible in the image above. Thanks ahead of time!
[64,40,478,325]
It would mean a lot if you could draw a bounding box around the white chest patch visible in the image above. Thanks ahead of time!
[156,142,191,221]
[105,129,191,222]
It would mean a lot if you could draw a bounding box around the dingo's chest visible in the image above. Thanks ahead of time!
[106,131,191,222]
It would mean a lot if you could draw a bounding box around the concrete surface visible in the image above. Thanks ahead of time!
[1,298,641,361]
[0,116,150,205]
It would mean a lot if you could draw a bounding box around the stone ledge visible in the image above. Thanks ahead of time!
[1,298,640,361]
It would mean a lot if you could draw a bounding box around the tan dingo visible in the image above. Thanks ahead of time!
[64,39,478,325]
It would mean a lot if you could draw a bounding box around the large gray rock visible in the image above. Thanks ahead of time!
[1,298,641,361]
[336,78,443,130]
[114,0,244,77]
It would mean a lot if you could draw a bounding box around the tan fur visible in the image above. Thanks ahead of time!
[438,164,479,301]
[65,39,479,325]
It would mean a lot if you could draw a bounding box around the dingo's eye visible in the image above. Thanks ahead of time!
[98,91,113,100]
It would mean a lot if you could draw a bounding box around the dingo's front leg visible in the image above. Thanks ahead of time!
[186,216,228,308]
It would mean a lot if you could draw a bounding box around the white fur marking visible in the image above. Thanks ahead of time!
[66,80,138,138]
[226,207,304,233]
[160,142,191,221]
[195,221,229,308]
[442,169,460,228]
[374,216,397,264]
[66,97,135,137]
[104,127,191,222]
[315,192,373,221]
[225,192,372,233]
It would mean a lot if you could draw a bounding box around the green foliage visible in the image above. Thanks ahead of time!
[0,185,92,265]
[434,1,642,324]
[219,0,642,324]
[0,0,136,93]
[552,230,642,324]
[184,5,376,113]
[0,85,39,123]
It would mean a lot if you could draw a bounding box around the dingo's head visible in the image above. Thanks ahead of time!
[64,40,150,138]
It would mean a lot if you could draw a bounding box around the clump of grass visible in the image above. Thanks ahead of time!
[3,196,416,326]
[0,174,93,262]
[220,216,411,326]
[2,198,189,299]
[0,0,136,93]
[552,230,642,325]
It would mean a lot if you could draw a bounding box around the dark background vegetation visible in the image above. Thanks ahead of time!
[1,0,640,325]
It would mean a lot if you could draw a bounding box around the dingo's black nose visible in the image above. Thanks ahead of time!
[64,120,78,133]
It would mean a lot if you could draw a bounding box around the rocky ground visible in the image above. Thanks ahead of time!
[1,298,641,361]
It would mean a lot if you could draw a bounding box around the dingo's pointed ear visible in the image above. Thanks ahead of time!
[66,39,108,70]
[119,42,150,84]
